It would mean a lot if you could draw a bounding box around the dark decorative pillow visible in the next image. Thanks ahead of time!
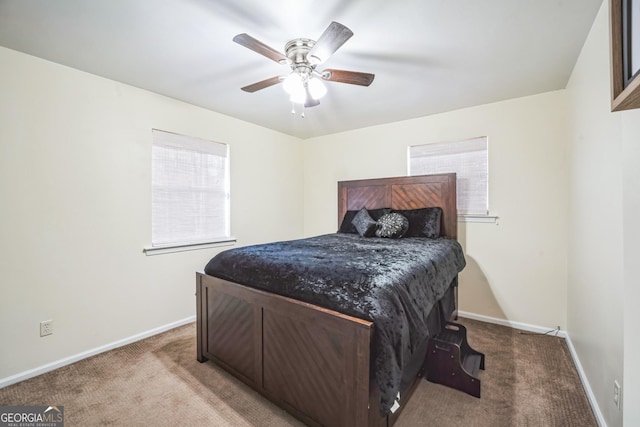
[338,210,358,233]
[376,212,409,238]
[421,207,442,238]
[392,207,442,238]
[367,207,392,221]
[351,208,378,237]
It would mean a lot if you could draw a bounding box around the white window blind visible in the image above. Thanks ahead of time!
[151,129,230,247]
[409,137,488,215]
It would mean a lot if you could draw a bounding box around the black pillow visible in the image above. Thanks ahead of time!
[421,207,442,238]
[392,207,442,238]
[376,212,409,238]
[352,208,378,237]
[367,207,392,221]
[338,210,358,233]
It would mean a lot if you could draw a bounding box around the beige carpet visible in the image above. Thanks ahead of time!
[0,318,598,426]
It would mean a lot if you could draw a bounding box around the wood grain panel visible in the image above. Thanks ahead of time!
[346,185,389,211]
[391,183,444,209]
[204,288,257,383]
[263,309,346,425]
[197,273,374,426]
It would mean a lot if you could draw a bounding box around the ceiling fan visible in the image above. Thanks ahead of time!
[233,22,375,114]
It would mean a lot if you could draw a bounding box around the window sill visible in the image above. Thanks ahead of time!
[457,214,499,224]
[143,238,236,256]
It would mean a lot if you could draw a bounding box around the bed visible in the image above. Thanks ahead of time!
[196,173,463,427]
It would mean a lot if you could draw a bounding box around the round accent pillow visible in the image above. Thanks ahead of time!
[375,212,409,238]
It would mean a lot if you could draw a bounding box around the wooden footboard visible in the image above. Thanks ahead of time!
[197,272,385,427]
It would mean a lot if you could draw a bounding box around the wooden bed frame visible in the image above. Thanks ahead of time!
[196,173,457,427]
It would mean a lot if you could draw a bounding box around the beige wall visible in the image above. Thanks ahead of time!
[566,2,640,426]
[621,110,640,427]
[565,3,624,426]
[303,90,570,330]
[0,46,304,380]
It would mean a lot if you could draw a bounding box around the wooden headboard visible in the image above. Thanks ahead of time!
[337,173,457,239]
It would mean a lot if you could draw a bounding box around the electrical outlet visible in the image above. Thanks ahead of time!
[40,320,53,337]
[613,380,621,409]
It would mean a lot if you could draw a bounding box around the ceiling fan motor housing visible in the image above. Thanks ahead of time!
[285,38,317,76]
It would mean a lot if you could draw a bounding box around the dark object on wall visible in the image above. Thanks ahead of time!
[611,0,640,111]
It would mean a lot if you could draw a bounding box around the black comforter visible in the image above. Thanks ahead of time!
[204,233,466,414]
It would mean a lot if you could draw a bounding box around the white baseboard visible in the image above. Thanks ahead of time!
[563,331,607,427]
[458,311,606,427]
[458,310,568,338]
[0,315,196,389]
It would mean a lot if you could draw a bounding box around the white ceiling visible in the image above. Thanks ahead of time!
[0,0,602,139]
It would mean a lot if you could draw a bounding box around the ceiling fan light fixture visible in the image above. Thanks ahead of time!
[289,90,307,105]
[308,77,327,99]
[287,76,307,104]
[282,72,303,95]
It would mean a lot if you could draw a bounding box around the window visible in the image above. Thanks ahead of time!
[148,129,231,253]
[409,136,488,216]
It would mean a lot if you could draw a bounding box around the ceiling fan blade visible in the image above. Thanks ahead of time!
[320,69,375,86]
[308,22,354,64]
[240,76,283,93]
[233,33,287,64]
